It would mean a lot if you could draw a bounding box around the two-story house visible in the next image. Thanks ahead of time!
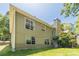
[9,4,55,51]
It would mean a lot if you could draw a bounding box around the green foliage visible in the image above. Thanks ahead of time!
[0,13,10,41]
[61,24,64,31]
[53,36,59,41]
[61,3,79,17]
[74,16,79,34]
[55,32,76,48]
[59,33,69,47]
[53,32,75,48]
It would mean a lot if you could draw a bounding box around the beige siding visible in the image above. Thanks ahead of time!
[15,12,53,49]
[9,4,54,50]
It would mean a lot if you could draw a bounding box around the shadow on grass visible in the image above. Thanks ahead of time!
[0,46,59,56]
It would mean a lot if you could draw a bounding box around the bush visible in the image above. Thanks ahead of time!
[58,32,76,48]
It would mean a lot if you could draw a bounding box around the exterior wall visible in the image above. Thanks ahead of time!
[9,5,15,33]
[9,5,16,51]
[56,21,61,34]
[76,35,79,45]
[15,12,53,49]
[53,19,61,36]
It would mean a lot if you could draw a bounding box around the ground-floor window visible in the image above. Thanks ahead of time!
[26,40,31,44]
[45,39,49,45]
[51,39,53,45]
[26,36,35,44]
[32,37,35,44]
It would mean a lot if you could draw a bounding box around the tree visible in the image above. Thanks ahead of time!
[61,3,79,17]
[58,32,76,48]
[0,13,9,41]
[61,24,64,31]
[74,16,79,34]
[59,3,77,47]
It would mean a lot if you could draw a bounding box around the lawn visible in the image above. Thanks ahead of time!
[1,46,79,56]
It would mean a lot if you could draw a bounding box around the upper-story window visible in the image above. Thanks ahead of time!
[25,19,30,29]
[31,37,35,44]
[25,19,34,30]
[30,21,33,30]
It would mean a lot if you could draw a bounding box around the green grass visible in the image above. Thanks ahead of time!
[1,46,79,56]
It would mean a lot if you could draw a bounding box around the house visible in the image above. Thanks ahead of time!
[9,4,56,51]
[53,18,61,36]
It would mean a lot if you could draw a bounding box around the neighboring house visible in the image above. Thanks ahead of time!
[76,34,79,46]
[9,4,55,51]
[52,18,62,47]
[53,18,61,36]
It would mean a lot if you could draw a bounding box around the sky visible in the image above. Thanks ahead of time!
[0,3,77,25]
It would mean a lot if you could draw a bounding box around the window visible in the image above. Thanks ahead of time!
[26,37,35,44]
[25,19,30,29]
[30,21,33,30]
[51,39,53,45]
[26,39,31,44]
[32,37,35,44]
[25,19,34,30]
[45,39,49,45]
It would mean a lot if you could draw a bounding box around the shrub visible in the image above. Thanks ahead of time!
[58,32,76,48]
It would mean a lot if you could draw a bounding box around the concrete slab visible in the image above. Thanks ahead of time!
[0,44,9,52]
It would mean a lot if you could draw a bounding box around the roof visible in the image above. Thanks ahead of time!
[54,18,61,22]
[9,4,53,29]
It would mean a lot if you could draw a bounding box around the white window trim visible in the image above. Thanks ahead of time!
[24,17,35,30]
[24,17,28,30]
